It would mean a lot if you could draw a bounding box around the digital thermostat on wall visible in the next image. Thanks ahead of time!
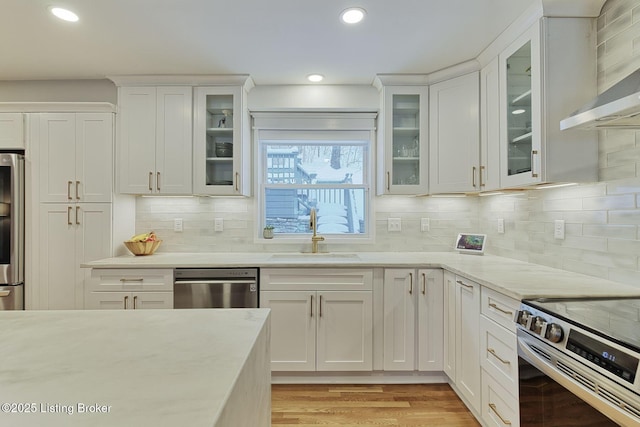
[455,233,486,255]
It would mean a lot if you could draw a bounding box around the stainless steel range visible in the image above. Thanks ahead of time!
[516,298,640,426]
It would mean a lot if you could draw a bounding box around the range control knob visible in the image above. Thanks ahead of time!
[531,316,545,335]
[545,323,564,343]
[516,310,532,327]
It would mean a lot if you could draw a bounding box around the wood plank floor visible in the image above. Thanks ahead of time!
[272,384,481,426]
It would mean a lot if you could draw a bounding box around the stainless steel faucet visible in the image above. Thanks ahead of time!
[309,208,325,253]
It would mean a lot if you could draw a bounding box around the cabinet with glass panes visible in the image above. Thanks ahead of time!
[375,81,428,195]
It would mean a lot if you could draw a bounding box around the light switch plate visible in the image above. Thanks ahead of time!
[174,218,183,232]
[420,218,430,232]
[214,218,224,232]
[497,218,504,234]
[554,219,565,240]
[388,218,401,232]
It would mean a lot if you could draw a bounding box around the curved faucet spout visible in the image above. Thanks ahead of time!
[309,208,325,253]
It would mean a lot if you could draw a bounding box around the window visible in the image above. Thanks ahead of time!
[254,113,375,239]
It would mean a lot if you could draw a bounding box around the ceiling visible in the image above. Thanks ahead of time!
[2,0,537,85]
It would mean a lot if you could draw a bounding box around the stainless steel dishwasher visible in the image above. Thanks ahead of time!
[173,268,258,308]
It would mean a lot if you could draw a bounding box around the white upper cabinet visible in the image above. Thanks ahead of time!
[117,86,192,195]
[429,72,480,193]
[499,18,597,188]
[376,84,429,195]
[39,113,113,203]
[480,57,501,192]
[0,113,24,149]
[193,85,251,196]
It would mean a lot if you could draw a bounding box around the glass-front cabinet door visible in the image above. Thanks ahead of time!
[379,86,428,195]
[499,22,542,188]
[193,85,250,196]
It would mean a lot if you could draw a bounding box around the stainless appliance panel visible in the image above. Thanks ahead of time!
[0,153,24,286]
[174,268,258,309]
[0,284,23,310]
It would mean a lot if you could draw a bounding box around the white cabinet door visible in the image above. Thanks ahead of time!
[383,269,416,371]
[39,204,77,309]
[316,291,373,371]
[455,275,481,412]
[39,203,112,310]
[39,114,76,202]
[76,113,113,202]
[443,270,456,380]
[260,290,316,371]
[417,269,444,371]
[193,86,250,196]
[39,113,113,203]
[480,57,501,192]
[155,86,193,194]
[0,113,24,149]
[117,87,159,194]
[429,72,480,193]
[377,85,429,195]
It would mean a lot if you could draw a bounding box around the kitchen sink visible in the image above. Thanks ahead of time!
[269,253,361,261]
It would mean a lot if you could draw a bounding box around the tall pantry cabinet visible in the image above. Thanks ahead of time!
[28,106,126,310]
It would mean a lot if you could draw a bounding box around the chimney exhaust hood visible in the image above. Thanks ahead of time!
[560,68,640,130]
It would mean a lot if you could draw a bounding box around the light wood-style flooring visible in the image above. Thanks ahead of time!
[272,384,481,426]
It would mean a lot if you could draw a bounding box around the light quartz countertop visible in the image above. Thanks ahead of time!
[0,309,271,427]
[83,252,640,300]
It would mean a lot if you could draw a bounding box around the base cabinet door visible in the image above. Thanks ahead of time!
[87,292,173,310]
[383,269,416,371]
[455,276,481,412]
[260,290,316,371]
[316,291,373,371]
[417,269,444,371]
[443,271,457,380]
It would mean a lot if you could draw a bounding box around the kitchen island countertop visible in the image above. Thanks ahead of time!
[83,252,640,300]
[0,309,271,427]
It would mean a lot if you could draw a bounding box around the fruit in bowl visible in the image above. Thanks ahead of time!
[124,232,162,256]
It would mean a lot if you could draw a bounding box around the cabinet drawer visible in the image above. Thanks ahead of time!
[482,369,520,427]
[480,315,518,395]
[260,268,373,291]
[89,269,173,292]
[481,287,519,332]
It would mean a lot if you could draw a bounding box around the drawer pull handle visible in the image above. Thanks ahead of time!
[75,180,80,200]
[157,172,161,192]
[120,278,144,283]
[456,280,474,290]
[480,165,485,187]
[67,206,72,225]
[310,294,313,318]
[319,295,323,317]
[488,348,511,365]
[386,171,390,191]
[531,150,539,178]
[489,302,513,316]
[149,172,153,191]
[235,172,239,192]
[133,295,138,310]
[488,403,512,425]
[472,166,477,188]
[67,181,73,200]
[409,272,413,295]
[124,295,129,310]
[421,273,426,295]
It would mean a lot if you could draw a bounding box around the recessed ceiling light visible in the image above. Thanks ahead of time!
[512,109,526,115]
[340,7,366,24]
[307,74,324,83]
[49,6,79,22]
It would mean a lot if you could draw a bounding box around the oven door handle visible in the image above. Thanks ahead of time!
[174,280,256,285]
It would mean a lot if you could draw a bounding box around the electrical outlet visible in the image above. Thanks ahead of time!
[554,219,565,240]
[420,217,430,232]
[497,218,505,234]
[174,218,183,232]
[388,218,401,232]
[214,218,224,232]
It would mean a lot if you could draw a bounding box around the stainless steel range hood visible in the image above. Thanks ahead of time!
[560,68,640,130]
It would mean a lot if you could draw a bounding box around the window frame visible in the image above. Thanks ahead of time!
[253,112,376,244]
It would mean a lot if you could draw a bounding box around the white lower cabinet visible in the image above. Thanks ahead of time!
[480,287,520,426]
[382,268,443,371]
[444,271,481,413]
[260,268,373,372]
[38,203,112,309]
[86,268,174,309]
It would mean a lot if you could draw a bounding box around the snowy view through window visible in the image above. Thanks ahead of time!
[263,141,368,235]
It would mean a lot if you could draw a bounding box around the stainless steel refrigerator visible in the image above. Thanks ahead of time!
[0,153,24,310]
